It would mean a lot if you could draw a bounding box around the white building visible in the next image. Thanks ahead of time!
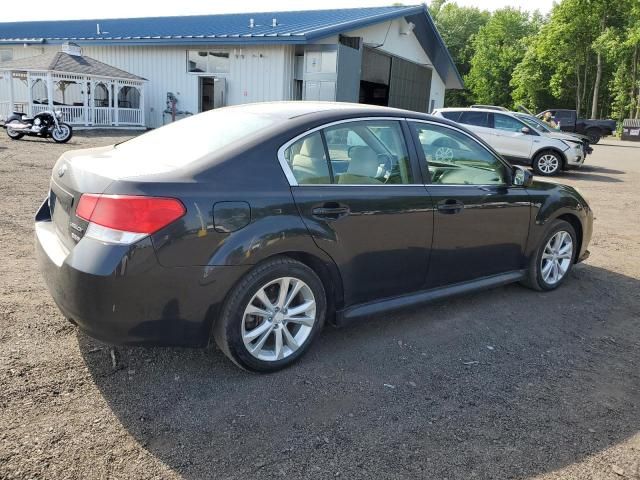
[0,5,463,128]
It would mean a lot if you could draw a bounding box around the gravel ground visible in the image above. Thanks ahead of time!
[0,131,639,480]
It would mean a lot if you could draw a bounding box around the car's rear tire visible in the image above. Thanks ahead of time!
[521,219,577,291]
[586,129,601,144]
[533,151,562,176]
[213,257,326,373]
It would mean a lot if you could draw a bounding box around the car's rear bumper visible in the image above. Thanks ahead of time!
[35,220,250,347]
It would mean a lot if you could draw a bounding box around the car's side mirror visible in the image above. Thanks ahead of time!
[521,126,531,135]
[512,166,533,187]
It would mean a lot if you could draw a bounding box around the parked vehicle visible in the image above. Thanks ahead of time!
[433,107,585,176]
[3,110,72,143]
[536,108,616,144]
[513,112,593,158]
[470,105,509,111]
[35,103,593,372]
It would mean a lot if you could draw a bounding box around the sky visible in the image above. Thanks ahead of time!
[2,0,556,22]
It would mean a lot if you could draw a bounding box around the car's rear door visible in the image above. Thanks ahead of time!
[408,119,531,287]
[281,118,434,307]
[489,113,534,163]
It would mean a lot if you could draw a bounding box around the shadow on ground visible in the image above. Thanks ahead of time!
[79,264,640,479]
[598,142,640,149]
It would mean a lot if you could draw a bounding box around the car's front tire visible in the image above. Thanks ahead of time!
[213,257,326,372]
[522,219,577,291]
[533,151,562,176]
[586,129,601,144]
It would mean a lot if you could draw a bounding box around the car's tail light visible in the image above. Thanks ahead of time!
[76,194,185,244]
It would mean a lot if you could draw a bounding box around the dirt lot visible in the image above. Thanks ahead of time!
[0,130,639,480]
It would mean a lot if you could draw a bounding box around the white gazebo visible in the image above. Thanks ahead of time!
[0,44,146,128]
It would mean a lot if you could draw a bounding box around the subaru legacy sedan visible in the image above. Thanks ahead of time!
[35,102,593,372]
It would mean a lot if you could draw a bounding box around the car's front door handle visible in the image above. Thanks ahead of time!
[436,199,464,214]
[312,204,350,219]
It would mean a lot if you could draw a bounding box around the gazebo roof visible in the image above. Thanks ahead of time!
[0,51,145,81]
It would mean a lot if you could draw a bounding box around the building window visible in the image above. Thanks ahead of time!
[187,51,230,74]
[0,49,13,62]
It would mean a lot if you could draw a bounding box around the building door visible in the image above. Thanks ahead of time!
[199,77,225,112]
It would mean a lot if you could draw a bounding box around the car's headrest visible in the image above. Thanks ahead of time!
[348,146,379,178]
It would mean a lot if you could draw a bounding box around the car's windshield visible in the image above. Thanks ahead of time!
[516,114,553,133]
[115,108,277,168]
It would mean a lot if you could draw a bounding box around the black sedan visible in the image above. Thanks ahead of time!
[35,102,593,372]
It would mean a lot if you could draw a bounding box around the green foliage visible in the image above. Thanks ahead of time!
[465,8,538,107]
[431,0,640,120]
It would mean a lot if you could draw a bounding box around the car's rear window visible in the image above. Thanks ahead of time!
[115,108,277,169]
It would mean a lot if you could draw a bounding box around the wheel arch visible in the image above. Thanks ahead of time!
[209,250,344,341]
[532,147,568,170]
[555,213,583,263]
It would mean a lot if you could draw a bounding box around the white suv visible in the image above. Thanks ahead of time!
[432,108,584,176]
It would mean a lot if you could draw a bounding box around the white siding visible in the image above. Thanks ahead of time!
[1,44,295,127]
[430,74,446,110]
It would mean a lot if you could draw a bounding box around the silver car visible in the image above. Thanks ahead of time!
[432,108,584,176]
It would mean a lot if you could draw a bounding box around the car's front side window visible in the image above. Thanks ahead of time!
[323,120,413,185]
[494,114,526,133]
[411,122,508,186]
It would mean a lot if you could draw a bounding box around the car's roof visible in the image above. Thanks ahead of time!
[436,107,515,116]
[219,101,424,120]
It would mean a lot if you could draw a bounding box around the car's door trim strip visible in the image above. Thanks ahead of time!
[334,269,526,326]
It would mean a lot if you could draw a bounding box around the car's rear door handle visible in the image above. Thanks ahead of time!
[312,204,350,219]
[436,199,464,214]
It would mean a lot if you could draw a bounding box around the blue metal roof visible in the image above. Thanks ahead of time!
[0,6,463,88]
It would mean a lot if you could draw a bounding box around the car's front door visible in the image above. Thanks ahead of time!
[489,113,535,163]
[409,120,531,288]
[282,118,434,307]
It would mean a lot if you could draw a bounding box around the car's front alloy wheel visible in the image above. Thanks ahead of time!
[533,152,561,176]
[540,230,573,286]
[214,257,326,372]
[522,219,577,291]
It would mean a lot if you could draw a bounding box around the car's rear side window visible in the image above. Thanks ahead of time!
[459,111,490,128]
[440,111,462,122]
[283,132,331,185]
[282,120,414,185]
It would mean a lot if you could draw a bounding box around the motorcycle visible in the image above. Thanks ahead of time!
[3,110,73,143]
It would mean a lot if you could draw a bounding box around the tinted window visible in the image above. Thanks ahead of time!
[324,120,413,185]
[554,110,573,123]
[284,132,331,184]
[440,111,461,122]
[459,111,490,128]
[411,122,508,185]
[494,113,526,132]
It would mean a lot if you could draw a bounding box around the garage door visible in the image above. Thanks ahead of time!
[388,57,431,113]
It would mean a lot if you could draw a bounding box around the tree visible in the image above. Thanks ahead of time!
[466,8,537,107]
[430,2,490,106]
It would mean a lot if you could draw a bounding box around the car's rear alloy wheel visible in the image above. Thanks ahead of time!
[533,152,561,176]
[242,277,316,362]
[214,257,326,372]
[522,219,577,291]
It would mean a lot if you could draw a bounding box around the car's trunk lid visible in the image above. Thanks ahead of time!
[48,146,117,251]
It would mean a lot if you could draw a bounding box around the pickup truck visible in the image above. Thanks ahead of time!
[537,109,616,144]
